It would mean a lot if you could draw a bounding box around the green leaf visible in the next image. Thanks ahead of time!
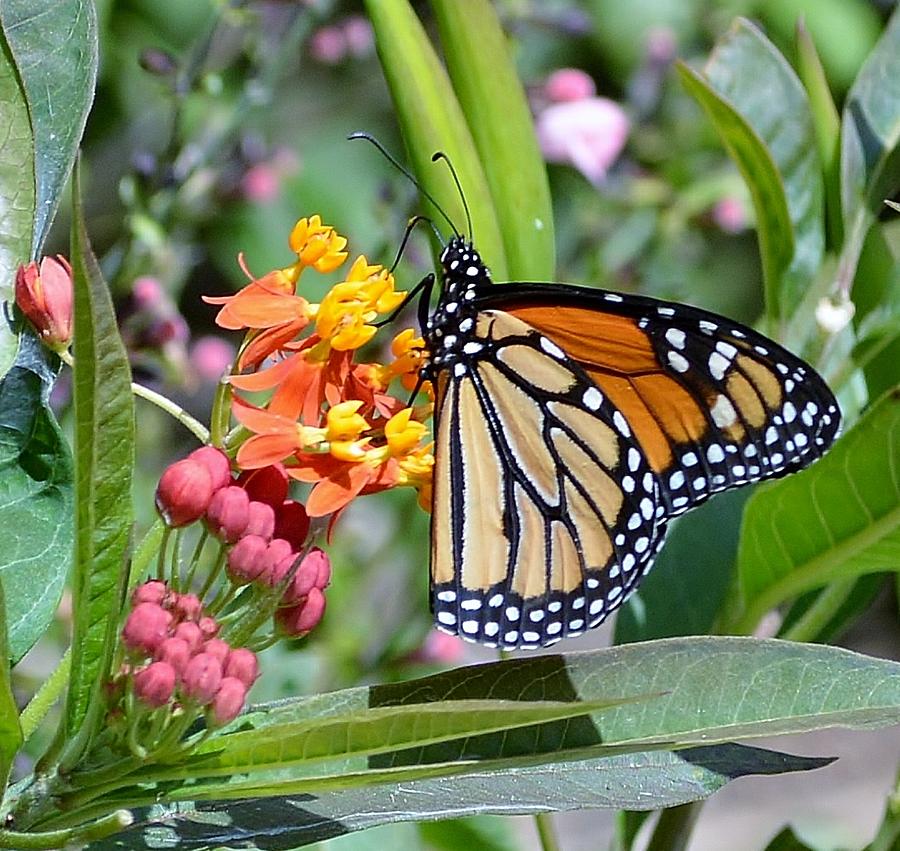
[417,816,517,851]
[725,389,900,634]
[0,21,35,378]
[0,334,73,662]
[841,9,900,317]
[430,0,555,280]
[0,0,97,255]
[677,62,792,331]
[0,578,23,791]
[615,488,749,643]
[363,0,507,278]
[701,18,824,326]
[88,744,831,850]
[63,161,134,746]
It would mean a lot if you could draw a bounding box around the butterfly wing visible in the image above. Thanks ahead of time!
[477,283,841,517]
[430,308,666,650]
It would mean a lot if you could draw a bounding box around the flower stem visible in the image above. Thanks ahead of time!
[534,813,560,851]
[19,650,70,743]
[131,381,209,443]
[0,810,132,849]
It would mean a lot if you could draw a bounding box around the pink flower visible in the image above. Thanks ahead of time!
[712,197,748,234]
[182,653,223,704]
[241,163,280,204]
[210,677,248,726]
[244,500,276,540]
[224,648,259,688]
[122,603,172,655]
[413,630,466,665]
[156,459,215,527]
[154,637,191,674]
[188,446,232,491]
[228,534,270,585]
[536,98,629,184]
[206,486,250,542]
[131,580,168,607]
[15,256,73,351]
[190,336,235,382]
[134,662,176,707]
[544,68,596,102]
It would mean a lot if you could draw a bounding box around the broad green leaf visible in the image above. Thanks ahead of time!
[88,744,831,850]
[0,0,97,255]
[677,62,792,331]
[431,0,555,280]
[142,697,644,786]
[701,18,824,325]
[363,0,507,278]
[615,488,749,643]
[63,162,134,745]
[417,816,517,851]
[763,826,816,851]
[0,334,73,662]
[840,7,900,313]
[0,22,35,378]
[0,578,23,790]
[725,389,900,634]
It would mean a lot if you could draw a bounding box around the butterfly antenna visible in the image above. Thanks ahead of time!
[348,132,459,238]
[431,151,472,241]
[389,214,441,272]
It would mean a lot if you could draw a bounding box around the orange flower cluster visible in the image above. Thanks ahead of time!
[206,216,434,517]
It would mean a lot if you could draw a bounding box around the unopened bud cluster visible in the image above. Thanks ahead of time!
[121,582,258,727]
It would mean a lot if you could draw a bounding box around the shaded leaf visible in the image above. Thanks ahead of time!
[63,162,134,744]
[725,389,900,634]
[0,578,22,790]
[0,22,35,378]
[363,0,506,277]
[431,0,555,280]
[89,744,831,850]
[701,18,824,324]
[0,0,97,254]
[0,333,72,662]
[417,816,517,851]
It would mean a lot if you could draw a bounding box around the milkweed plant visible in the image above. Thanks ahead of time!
[0,2,898,850]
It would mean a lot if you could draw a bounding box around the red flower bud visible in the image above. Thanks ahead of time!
[198,616,219,639]
[131,580,168,606]
[281,549,323,605]
[203,638,231,665]
[188,446,232,491]
[244,501,275,541]
[133,661,176,707]
[15,256,73,351]
[273,500,310,550]
[210,676,248,726]
[206,486,250,542]
[275,587,326,637]
[156,459,215,527]
[181,652,223,704]
[171,593,202,622]
[223,647,258,687]
[154,637,191,674]
[173,621,203,653]
[227,534,269,584]
[237,464,288,508]
[122,603,173,654]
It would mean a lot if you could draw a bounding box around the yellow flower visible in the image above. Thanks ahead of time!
[289,215,348,273]
[325,400,370,461]
[377,328,427,389]
[384,407,427,457]
[314,256,407,352]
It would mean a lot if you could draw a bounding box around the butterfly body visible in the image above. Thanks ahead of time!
[423,237,840,650]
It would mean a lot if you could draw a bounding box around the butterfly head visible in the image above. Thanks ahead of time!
[439,237,493,292]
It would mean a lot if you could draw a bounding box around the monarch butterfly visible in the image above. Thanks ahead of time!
[420,238,840,650]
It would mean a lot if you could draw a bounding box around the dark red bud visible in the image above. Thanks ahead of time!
[156,459,215,527]
[133,661,176,707]
[275,587,326,637]
[188,446,232,491]
[206,486,250,542]
[210,676,248,726]
[281,550,319,605]
[122,603,173,654]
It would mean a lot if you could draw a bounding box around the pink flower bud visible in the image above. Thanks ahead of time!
[237,464,288,508]
[227,535,269,585]
[15,256,73,351]
[156,459,215,527]
[190,335,235,382]
[154,637,191,674]
[273,500,310,550]
[257,538,294,587]
[209,677,248,726]
[171,593,203,623]
[223,647,259,687]
[132,275,164,307]
[198,616,219,639]
[281,548,328,605]
[188,446,232,491]
[133,661,176,707]
[122,603,173,654]
[545,68,596,102]
[244,501,275,541]
[412,630,466,665]
[206,485,250,542]
[173,621,203,653]
[131,580,168,606]
[181,652,223,704]
[712,197,748,234]
[203,638,231,665]
[275,587,326,637]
